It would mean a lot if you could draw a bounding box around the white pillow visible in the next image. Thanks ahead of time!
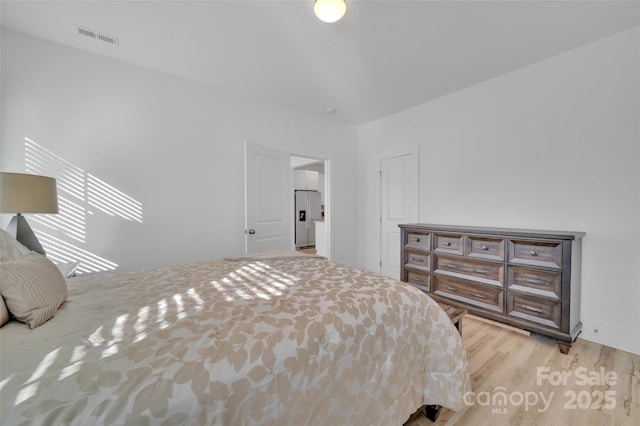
[0,228,31,262]
[0,252,67,329]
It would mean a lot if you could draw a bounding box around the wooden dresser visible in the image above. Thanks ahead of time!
[399,224,585,353]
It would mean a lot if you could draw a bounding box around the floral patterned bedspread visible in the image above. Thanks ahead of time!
[0,255,470,425]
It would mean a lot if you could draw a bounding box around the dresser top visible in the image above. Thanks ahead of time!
[398,223,585,240]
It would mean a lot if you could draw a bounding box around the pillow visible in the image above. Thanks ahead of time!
[0,252,67,329]
[0,296,8,327]
[0,228,31,262]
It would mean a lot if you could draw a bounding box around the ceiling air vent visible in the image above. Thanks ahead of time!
[76,25,119,46]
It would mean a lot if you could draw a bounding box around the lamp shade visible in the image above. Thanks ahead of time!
[314,0,346,23]
[0,172,59,214]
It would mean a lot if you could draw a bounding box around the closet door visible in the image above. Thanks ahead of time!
[380,153,419,279]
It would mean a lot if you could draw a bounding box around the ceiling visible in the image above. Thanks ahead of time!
[2,1,639,125]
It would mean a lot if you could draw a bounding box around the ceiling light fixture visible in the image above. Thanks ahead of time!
[314,0,346,23]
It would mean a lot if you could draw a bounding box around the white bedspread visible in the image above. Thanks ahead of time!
[0,255,470,425]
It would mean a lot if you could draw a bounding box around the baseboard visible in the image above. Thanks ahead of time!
[579,319,640,356]
[466,315,639,355]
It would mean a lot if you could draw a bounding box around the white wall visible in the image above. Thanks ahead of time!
[1,30,358,272]
[357,27,640,355]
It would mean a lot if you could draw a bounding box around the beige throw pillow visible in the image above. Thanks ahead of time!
[0,252,67,329]
[0,296,8,327]
[0,228,31,262]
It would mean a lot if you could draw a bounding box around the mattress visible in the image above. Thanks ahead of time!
[0,254,470,425]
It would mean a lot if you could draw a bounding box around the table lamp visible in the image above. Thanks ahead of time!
[0,172,58,255]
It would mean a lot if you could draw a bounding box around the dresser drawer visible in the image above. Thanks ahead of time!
[407,272,430,292]
[508,239,562,269]
[507,293,561,329]
[434,233,464,255]
[406,232,430,250]
[434,254,504,286]
[405,250,430,270]
[466,236,505,261]
[508,266,560,299]
[433,275,503,312]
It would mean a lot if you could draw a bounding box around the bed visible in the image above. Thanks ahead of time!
[0,243,470,425]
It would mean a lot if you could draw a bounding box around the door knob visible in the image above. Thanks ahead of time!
[247,229,256,235]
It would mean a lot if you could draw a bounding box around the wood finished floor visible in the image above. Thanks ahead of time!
[297,247,317,255]
[404,316,640,426]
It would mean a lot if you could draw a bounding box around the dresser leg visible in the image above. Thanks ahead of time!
[557,341,571,354]
[425,404,442,422]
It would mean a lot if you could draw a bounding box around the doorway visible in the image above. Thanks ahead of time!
[244,142,330,258]
[291,156,329,258]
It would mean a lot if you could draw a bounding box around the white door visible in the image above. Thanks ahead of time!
[380,153,419,279]
[245,142,291,253]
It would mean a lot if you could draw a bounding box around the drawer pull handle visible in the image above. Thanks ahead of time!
[471,292,487,299]
[481,245,489,251]
[445,242,452,246]
[521,277,547,285]
[473,269,489,275]
[411,257,425,263]
[444,264,460,270]
[445,286,458,292]
[411,276,425,283]
[415,238,420,242]
[530,250,538,256]
[521,304,544,314]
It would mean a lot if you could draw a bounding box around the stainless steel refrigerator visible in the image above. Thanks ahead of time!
[295,190,321,248]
